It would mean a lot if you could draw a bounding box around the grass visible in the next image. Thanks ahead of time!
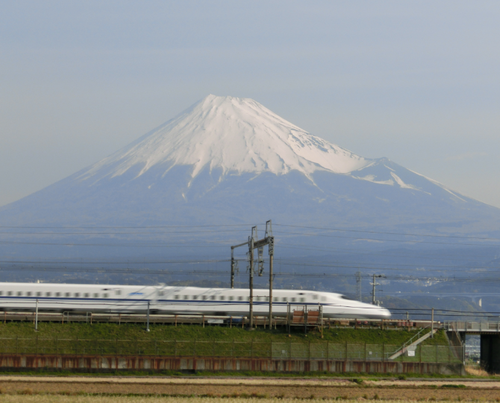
[0,323,454,363]
[0,322,450,345]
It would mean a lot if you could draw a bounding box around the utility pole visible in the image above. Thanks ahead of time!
[356,271,362,302]
[371,274,385,305]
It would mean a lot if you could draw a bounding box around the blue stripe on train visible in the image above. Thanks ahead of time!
[0,296,327,306]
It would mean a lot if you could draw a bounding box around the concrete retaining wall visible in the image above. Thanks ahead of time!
[0,354,465,375]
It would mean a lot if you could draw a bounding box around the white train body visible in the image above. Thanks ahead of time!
[0,282,391,319]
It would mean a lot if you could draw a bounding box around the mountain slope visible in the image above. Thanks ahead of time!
[0,95,499,238]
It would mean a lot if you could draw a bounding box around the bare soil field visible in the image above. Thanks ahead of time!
[4,398,494,403]
[0,377,499,401]
[0,397,499,403]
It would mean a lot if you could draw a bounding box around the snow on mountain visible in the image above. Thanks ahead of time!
[79,95,370,183]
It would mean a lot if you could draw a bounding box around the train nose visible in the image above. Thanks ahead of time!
[379,307,391,318]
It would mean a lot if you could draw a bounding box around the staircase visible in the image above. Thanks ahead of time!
[388,328,438,360]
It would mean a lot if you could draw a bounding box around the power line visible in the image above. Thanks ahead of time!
[274,224,500,242]
[273,230,499,247]
[0,229,248,236]
[0,240,230,247]
[0,224,255,229]
[2,222,498,241]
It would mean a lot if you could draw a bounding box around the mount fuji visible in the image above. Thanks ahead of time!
[1,94,500,238]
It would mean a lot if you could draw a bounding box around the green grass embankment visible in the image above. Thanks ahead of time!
[0,322,450,361]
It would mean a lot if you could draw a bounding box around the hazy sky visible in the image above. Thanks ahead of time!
[1,1,499,208]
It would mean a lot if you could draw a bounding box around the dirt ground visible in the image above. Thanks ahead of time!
[1,398,496,403]
[0,377,499,400]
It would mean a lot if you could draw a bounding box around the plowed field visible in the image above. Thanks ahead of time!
[0,377,499,401]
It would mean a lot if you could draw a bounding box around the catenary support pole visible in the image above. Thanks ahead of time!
[371,274,384,305]
[229,240,247,288]
[231,222,274,330]
[230,247,235,288]
[431,307,434,338]
[266,220,274,327]
[35,299,39,332]
[249,231,255,329]
[372,274,376,305]
[269,248,273,326]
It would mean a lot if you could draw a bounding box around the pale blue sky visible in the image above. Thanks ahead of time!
[1,1,499,208]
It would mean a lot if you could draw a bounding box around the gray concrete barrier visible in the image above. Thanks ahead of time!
[0,354,465,375]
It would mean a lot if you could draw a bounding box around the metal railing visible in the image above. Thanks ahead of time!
[445,321,500,332]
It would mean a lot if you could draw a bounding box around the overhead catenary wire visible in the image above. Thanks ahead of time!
[274,224,500,242]
[1,222,499,241]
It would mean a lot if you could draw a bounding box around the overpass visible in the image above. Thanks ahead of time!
[446,321,500,373]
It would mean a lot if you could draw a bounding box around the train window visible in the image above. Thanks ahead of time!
[193,295,198,300]
[229,296,234,301]
[158,291,164,296]
[282,297,287,302]
[46,292,51,297]
[265,297,269,302]
[84,293,89,298]
[103,293,108,298]
[183,295,188,300]
[300,298,305,302]
[291,297,295,302]
[256,296,260,302]
[0,291,3,296]
[202,295,207,300]
[247,296,250,301]
[7,291,12,296]
[75,293,80,297]
[36,292,41,297]
[238,296,243,301]
[211,295,216,300]
[116,290,121,296]
[93,293,99,298]
[174,295,179,300]
[65,293,70,297]
[273,297,278,302]
[27,292,32,297]
[313,294,318,300]
[220,296,225,301]
[17,291,22,296]
[56,292,61,297]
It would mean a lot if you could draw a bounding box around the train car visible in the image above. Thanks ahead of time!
[0,282,391,319]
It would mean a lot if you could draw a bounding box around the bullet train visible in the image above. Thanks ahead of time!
[0,282,391,319]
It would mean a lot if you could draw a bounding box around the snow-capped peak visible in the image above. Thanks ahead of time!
[80,95,370,181]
